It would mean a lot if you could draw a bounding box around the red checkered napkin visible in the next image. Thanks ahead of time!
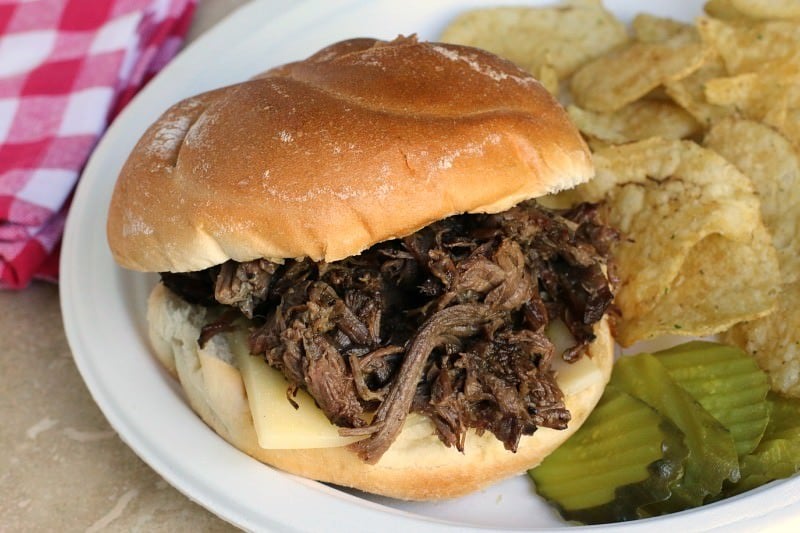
[0,0,196,289]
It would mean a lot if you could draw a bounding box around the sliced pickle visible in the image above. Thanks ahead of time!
[764,393,800,442]
[725,393,800,496]
[529,386,688,524]
[654,341,771,456]
[610,354,739,513]
[732,439,800,495]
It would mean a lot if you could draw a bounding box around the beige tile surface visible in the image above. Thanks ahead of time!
[0,2,252,530]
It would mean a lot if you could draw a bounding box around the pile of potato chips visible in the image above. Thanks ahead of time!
[441,0,800,396]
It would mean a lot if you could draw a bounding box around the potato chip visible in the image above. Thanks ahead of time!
[703,55,800,139]
[705,54,800,111]
[567,101,701,144]
[538,62,560,97]
[704,73,759,106]
[574,138,779,346]
[625,226,779,343]
[781,108,800,148]
[704,0,748,20]
[704,73,788,129]
[716,121,800,403]
[725,282,800,397]
[439,0,627,80]
[704,119,800,281]
[731,0,800,20]
[585,136,614,153]
[698,16,800,74]
[632,14,695,43]
[644,86,672,101]
[664,53,732,126]
[570,32,708,112]
[764,101,792,133]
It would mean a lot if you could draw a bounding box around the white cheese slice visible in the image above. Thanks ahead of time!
[547,320,603,396]
[226,319,599,450]
[551,354,602,396]
[230,333,366,449]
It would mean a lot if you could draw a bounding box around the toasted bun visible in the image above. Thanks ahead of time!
[108,36,593,273]
[147,282,613,500]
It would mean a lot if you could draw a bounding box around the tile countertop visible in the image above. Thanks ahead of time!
[0,2,250,531]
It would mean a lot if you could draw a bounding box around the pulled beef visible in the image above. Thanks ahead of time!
[161,269,218,307]
[214,259,279,318]
[414,328,567,453]
[162,200,617,463]
[346,303,502,462]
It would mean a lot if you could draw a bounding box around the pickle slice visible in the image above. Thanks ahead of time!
[733,439,800,495]
[655,341,771,456]
[764,393,800,441]
[529,386,688,524]
[726,393,800,496]
[610,353,739,513]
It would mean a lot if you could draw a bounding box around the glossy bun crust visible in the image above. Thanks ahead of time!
[107,36,592,273]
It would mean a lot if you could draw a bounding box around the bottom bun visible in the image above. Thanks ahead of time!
[147,282,614,500]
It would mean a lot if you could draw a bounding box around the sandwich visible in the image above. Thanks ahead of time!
[106,35,617,500]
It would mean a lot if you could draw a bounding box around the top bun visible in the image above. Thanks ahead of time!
[107,36,592,273]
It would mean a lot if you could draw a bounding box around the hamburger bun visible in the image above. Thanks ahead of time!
[148,282,614,500]
[106,36,593,273]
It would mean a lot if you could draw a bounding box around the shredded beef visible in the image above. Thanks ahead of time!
[161,269,218,307]
[161,200,617,463]
[214,259,279,318]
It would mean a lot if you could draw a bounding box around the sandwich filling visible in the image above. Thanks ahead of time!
[161,200,617,463]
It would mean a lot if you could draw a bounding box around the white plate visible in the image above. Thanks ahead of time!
[61,0,800,531]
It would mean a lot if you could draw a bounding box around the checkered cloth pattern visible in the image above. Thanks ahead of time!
[0,0,196,289]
